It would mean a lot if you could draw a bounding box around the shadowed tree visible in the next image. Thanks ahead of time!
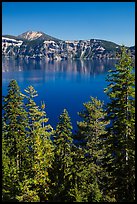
[74,96,110,202]
[2,80,28,201]
[50,109,73,202]
[104,46,135,202]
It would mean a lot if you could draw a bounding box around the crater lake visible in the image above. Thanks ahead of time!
[2,57,117,132]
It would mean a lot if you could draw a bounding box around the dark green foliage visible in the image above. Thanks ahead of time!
[76,96,108,146]
[2,80,28,201]
[2,47,135,202]
[50,109,73,202]
[104,46,135,202]
[74,97,109,202]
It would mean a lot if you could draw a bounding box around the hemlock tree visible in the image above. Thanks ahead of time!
[17,86,54,202]
[75,96,111,202]
[18,108,54,202]
[2,80,28,201]
[50,109,73,202]
[2,120,12,201]
[32,102,54,202]
[23,86,40,165]
[68,145,91,202]
[104,46,135,202]
[23,86,49,175]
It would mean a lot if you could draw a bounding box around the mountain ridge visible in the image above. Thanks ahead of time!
[2,31,135,60]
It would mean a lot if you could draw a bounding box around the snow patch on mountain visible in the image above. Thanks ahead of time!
[2,37,23,45]
[18,31,43,41]
[2,37,23,55]
[2,30,135,60]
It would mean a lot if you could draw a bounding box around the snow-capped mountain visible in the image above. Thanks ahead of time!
[18,31,43,41]
[2,31,135,60]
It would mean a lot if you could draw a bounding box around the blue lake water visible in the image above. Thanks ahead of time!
[2,58,117,132]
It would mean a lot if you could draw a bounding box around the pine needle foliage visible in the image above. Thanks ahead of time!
[50,109,73,202]
[104,46,135,202]
[2,47,135,202]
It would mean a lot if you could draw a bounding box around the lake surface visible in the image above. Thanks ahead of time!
[2,57,117,132]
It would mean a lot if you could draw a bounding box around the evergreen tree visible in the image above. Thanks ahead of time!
[104,46,135,201]
[2,80,28,201]
[17,86,54,201]
[32,102,54,201]
[2,120,12,201]
[2,47,135,202]
[23,85,40,164]
[75,96,109,202]
[50,109,73,202]
[69,145,91,202]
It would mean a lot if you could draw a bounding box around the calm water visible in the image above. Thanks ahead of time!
[2,57,117,132]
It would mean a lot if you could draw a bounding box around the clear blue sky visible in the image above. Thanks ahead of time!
[2,2,135,46]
